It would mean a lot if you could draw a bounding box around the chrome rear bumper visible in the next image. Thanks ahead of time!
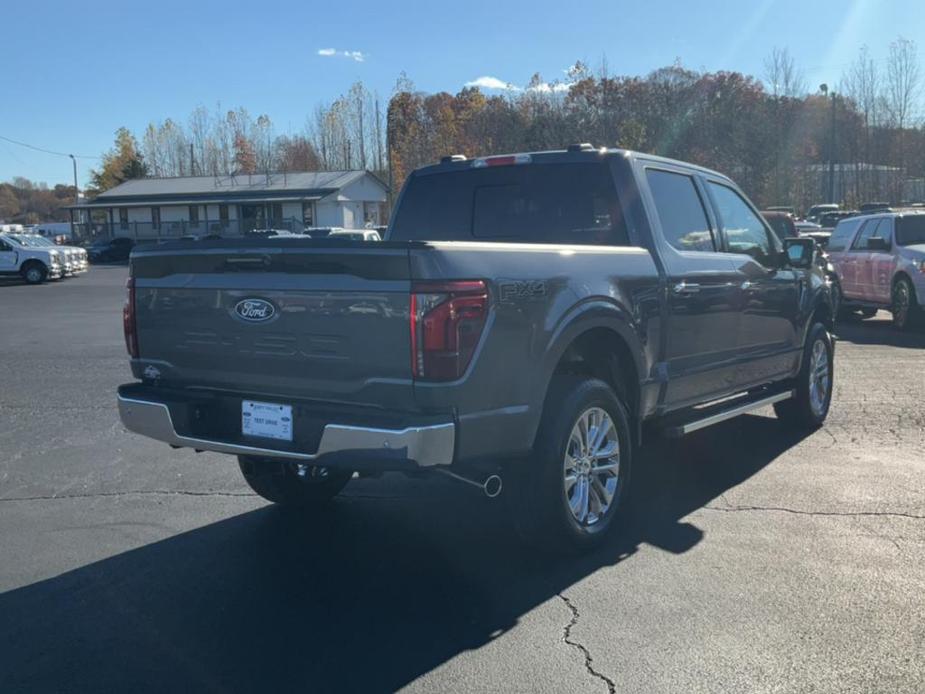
[117,395,455,467]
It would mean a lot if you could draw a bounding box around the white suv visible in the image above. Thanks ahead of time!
[0,232,65,284]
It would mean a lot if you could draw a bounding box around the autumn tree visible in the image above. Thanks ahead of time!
[89,127,148,193]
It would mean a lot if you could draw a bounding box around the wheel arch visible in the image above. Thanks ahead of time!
[534,303,645,447]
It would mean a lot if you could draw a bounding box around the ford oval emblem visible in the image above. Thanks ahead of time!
[234,298,276,323]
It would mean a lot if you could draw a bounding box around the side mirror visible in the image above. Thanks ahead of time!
[783,237,814,269]
[866,236,889,252]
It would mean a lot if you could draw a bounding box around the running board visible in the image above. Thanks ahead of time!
[663,389,795,438]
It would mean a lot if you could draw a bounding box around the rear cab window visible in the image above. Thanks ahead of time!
[389,162,628,245]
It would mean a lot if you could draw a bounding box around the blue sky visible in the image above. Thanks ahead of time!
[2,0,923,186]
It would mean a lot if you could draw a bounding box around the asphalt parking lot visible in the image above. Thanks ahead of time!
[1,266,923,693]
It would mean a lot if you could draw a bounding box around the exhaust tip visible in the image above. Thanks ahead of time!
[483,475,503,498]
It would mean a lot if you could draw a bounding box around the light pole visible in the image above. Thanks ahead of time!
[819,84,837,204]
[69,154,79,238]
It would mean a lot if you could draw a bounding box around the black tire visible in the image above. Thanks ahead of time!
[829,278,843,320]
[511,376,632,553]
[21,262,47,285]
[238,456,351,506]
[774,322,834,429]
[891,277,919,331]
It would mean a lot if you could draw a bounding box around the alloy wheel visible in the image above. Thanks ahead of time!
[808,338,830,417]
[563,407,621,528]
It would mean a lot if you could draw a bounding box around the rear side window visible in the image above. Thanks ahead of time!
[390,163,628,245]
[646,169,715,252]
[827,218,862,252]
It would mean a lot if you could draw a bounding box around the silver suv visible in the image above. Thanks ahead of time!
[827,210,925,330]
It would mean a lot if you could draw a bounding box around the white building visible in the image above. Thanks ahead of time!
[71,170,388,238]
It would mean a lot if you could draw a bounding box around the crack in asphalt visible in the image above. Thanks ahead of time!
[703,504,925,520]
[557,592,617,694]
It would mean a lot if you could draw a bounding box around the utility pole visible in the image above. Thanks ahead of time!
[829,91,837,204]
[68,154,79,238]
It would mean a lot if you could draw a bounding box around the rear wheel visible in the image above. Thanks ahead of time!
[238,456,352,506]
[512,376,632,553]
[21,262,47,285]
[892,277,919,331]
[774,322,833,429]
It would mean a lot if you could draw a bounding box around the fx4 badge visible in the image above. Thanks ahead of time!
[498,280,547,304]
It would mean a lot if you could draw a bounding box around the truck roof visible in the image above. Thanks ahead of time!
[415,146,732,182]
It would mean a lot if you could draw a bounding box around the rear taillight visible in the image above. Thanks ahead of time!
[411,280,488,381]
[123,277,138,358]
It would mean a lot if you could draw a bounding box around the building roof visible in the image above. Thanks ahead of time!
[75,170,385,208]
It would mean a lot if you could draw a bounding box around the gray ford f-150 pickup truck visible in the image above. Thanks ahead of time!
[118,145,834,550]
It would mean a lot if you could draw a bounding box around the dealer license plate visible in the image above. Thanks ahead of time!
[241,400,293,441]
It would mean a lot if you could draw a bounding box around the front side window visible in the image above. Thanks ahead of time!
[708,182,775,266]
[896,216,925,246]
[851,220,879,250]
[646,169,715,252]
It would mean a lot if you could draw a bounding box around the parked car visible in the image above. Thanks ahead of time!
[117,146,835,552]
[243,229,298,238]
[763,213,839,313]
[303,226,344,237]
[826,210,925,329]
[761,211,797,240]
[795,221,822,234]
[765,205,796,215]
[87,237,135,262]
[818,211,857,229]
[0,232,65,283]
[16,234,88,275]
[327,229,382,241]
[859,202,890,214]
[806,203,840,223]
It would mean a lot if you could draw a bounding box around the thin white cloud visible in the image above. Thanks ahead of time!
[464,76,521,91]
[526,82,572,94]
[317,48,366,62]
[464,75,572,94]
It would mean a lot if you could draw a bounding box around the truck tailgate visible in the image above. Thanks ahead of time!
[131,241,414,409]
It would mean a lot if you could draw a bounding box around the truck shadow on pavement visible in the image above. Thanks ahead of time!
[0,415,810,693]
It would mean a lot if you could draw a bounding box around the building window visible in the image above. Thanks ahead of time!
[119,208,129,230]
[363,202,381,227]
[302,201,314,228]
[189,205,199,226]
[151,206,161,230]
[219,204,229,227]
[271,203,283,224]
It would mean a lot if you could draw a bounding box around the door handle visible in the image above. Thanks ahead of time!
[672,281,701,295]
[741,280,756,291]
